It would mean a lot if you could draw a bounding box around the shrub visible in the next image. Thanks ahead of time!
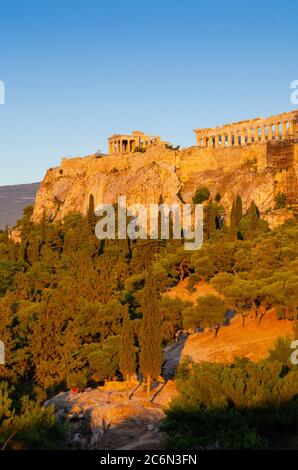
[66,370,88,391]
[133,146,146,153]
[215,192,222,203]
[192,187,211,204]
[274,192,287,209]
[163,354,298,449]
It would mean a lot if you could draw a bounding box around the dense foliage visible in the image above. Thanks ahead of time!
[0,192,297,448]
[163,338,298,449]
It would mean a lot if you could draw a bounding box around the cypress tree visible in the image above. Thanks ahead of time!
[119,310,136,383]
[139,269,162,398]
[235,195,243,227]
[230,199,236,239]
[249,201,258,235]
[87,194,96,228]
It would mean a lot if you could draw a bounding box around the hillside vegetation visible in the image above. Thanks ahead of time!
[0,192,297,449]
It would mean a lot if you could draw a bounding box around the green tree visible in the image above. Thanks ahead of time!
[235,195,243,227]
[250,201,258,232]
[230,199,236,239]
[222,279,255,327]
[196,294,226,337]
[139,270,163,398]
[87,193,96,227]
[119,310,136,383]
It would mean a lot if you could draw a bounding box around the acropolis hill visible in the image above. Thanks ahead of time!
[33,110,298,227]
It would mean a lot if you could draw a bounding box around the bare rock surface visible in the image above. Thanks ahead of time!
[45,381,176,450]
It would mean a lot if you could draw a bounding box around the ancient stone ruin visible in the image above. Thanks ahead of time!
[194,110,298,148]
[108,130,161,155]
[32,109,298,228]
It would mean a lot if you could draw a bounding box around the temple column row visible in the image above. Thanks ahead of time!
[197,119,296,148]
[109,139,139,154]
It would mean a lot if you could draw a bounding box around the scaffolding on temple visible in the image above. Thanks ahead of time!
[284,169,298,204]
[266,140,294,169]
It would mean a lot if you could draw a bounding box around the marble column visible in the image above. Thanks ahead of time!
[234,131,239,146]
[268,124,273,141]
[275,123,280,141]
[282,121,287,140]
[261,126,266,142]
[228,132,232,147]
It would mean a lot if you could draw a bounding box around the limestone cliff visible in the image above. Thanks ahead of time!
[33,143,298,227]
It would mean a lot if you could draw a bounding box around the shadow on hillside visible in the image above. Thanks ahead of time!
[162,399,298,450]
[85,409,166,450]
[150,380,168,403]
[128,382,142,400]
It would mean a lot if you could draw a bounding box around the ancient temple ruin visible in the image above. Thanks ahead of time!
[108,130,161,155]
[194,110,298,148]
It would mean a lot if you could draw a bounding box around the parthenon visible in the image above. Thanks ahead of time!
[194,110,298,148]
[108,130,161,155]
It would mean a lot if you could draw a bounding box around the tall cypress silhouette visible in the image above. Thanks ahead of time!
[119,310,136,383]
[235,195,243,227]
[249,201,258,235]
[139,269,162,398]
[87,194,96,228]
[230,198,236,239]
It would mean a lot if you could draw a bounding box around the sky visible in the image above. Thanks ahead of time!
[0,0,297,185]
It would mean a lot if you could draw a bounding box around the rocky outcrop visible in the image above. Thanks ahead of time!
[33,143,298,227]
[33,149,181,222]
[45,381,176,450]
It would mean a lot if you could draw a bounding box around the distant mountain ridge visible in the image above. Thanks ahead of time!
[0,182,40,230]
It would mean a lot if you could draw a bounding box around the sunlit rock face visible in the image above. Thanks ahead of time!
[33,126,298,228]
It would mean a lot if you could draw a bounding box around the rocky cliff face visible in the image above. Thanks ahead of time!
[33,148,180,222]
[33,143,298,227]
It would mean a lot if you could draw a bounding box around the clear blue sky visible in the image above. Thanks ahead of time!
[0,0,297,185]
